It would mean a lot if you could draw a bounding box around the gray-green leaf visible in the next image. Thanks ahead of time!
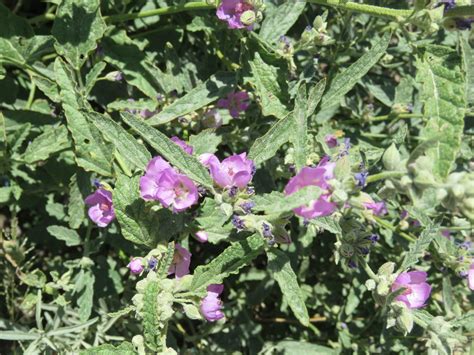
[252,186,322,215]
[52,0,106,69]
[47,225,81,246]
[259,1,305,44]
[267,249,309,326]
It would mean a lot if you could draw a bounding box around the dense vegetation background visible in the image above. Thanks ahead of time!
[0,0,473,354]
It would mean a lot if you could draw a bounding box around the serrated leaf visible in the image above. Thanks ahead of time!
[146,72,236,126]
[113,174,163,247]
[121,112,213,188]
[54,57,82,108]
[189,129,222,156]
[47,225,81,246]
[310,216,342,235]
[0,38,25,64]
[400,225,437,271]
[195,198,232,244]
[89,111,151,171]
[79,342,136,355]
[63,105,113,176]
[23,125,71,164]
[248,52,289,119]
[68,171,89,229]
[75,270,94,321]
[248,113,293,165]
[252,186,322,215]
[191,234,265,293]
[259,1,305,44]
[416,45,466,178]
[316,33,391,121]
[52,0,106,69]
[84,61,106,96]
[267,249,309,326]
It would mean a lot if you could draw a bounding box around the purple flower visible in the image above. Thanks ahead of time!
[240,201,255,214]
[140,109,155,119]
[171,136,193,155]
[127,258,144,274]
[436,0,456,12]
[168,244,191,279]
[441,229,451,239]
[363,201,388,216]
[368,234,379,245]
[200,153,255,189]
[324,134,338,148]
[284,158,337,219]
[391,271,432,309]
[468,264,474,291]
[200,284,225,322]
[148,257,158,270]
[216,0,255,29]
[195,231,208,243]
[231,215,245,231]
[140,157,199,212]
[217,91,250,118]
[84,188,116,227]
[355,171,368,187]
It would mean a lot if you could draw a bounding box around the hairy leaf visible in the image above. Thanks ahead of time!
[47,225,81,246]
[259,1,305,44]
[252,186,322,215]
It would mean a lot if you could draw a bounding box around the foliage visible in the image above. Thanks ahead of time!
[0,0,472,354]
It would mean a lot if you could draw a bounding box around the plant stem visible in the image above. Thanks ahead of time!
[345,113,422,124]
[306,0,414,20]
[358,257,379,282]
[373,216,416,243]
[26,80,36,110]
[366,171,406,183]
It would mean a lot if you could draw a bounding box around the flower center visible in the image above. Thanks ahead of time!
[227,167,235,176]
[235,2,253,14]
[174,183,188,198]
[99,202,110,211]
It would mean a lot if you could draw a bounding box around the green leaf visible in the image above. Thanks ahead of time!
[191,234,265,293]
[113,174,163,248]
[248,52,289,119]
[47,225,81,246]
[311,217,342,235]
[461,32,473,105]
[292,83,307,171]
[22,125,71,164]
[68,172,89,229]
[102,29,161,99]
[259,1,305,44]
[146,72,236,126]
[189,129,222,156]
[266,340,338,354]
[121,112,213,188]
[0,38,25,64]
[252,186,322,215]
[89,111,151,171]
[416,44,466,179]
[195,198,232,244]
[267,249,309,326]
[47,317,99,336]
[52,0,107,69]
[63,105,113,176]
[400,225,437,271]
[54,57,82,108]
[79,342,136,355]
[0,331,40,341]
[75,270,95,321]
[248,113,293,165]
[0,3,33,39]
[84,61,106,96]
[316,33,391,121]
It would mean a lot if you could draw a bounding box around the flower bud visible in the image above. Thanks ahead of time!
[451,185,465,199]
[240,10,256,26]
[383,143,401,171]
[378,262,396,276]
[128,258,145,275]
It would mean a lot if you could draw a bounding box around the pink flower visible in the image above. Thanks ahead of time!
[140,157,199,212]
[363,201,388,216]
[127,258,144,274]
[171,136,193,155]
[168,244,191,279]
[324,134,338,148]
[200,284,225,321]
[284,158,337,219]
[468,264,474,291]
[391,271,432,309]
[85,188,115,227]
[217,91,250,118]
[195,231,208,243]
[203,109,223,128]
[200,152,255,189]
[216,0,254,29]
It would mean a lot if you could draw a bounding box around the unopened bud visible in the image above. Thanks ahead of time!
[240,10,256,26]
[383,143,401,171]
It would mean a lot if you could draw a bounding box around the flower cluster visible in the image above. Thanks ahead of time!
[216,0,264,30]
